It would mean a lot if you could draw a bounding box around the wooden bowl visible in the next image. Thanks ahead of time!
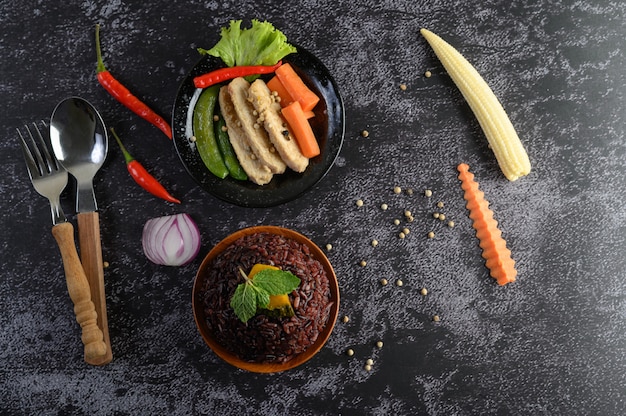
[192,226,339,373]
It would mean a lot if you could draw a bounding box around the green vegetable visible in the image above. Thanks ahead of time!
[214,109,248,181]
[230,267,301,323]
[192,85,229,179]
[199,19,297,68]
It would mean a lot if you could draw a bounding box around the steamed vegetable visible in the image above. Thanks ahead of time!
[274,63,320,112]
[142,214,201,266]
[267,75,315,118]
[199,19,296,67]
[267,75,293,105]
[281,101,320,158]
[421,28,531,181]
[214,109,247,181]
[193,85,230,179]
[457,163,517,285]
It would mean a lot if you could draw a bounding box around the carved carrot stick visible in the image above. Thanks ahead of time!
[457,163,517,285]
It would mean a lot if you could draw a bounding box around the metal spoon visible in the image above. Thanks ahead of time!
[50,97,112,366]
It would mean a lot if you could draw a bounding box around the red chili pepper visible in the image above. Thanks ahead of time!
[95,24,172,140]
[192,61,283,89]
[110,128,181,204]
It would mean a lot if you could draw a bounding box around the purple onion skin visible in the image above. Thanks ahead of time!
[142,213,201,266]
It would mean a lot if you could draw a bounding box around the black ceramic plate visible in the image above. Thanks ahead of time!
[172,47,344,208]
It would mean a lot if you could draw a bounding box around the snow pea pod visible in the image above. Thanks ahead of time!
[192,85,229,179]
[214,109,247,181]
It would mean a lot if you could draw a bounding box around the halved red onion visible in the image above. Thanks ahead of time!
[142,213,201,266]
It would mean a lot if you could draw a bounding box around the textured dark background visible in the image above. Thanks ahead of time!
[1,0,625,415]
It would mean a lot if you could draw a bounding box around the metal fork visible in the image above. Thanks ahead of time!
[17,122,68,225]
[18,121,107,363]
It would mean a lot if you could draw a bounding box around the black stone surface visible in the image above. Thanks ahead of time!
[1,1,625,415]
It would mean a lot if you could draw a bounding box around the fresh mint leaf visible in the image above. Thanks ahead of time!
[230,266,301,323]
[230,282,257,323]
[254,286,270,310]
[252,269,301,295]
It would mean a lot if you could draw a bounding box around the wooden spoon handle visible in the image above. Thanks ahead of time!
[51,222,107,361]
[77,211,113,365]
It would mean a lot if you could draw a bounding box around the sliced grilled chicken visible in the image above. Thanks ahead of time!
[218,86,274,185]
[248,79,309,173]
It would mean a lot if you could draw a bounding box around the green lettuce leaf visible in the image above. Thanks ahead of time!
[199,19,296,67]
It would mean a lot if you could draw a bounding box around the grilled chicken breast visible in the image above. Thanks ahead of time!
[228,77,286,174]
[218,86,274,185]
[248,79,309,173]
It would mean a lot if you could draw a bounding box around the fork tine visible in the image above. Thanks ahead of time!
[30,120,60,173]
[17,127,42,178]
[26,122,52,174]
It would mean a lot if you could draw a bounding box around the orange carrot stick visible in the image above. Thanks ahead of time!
[275,63,320,112]
[457,163,517,285]
[267,76,294,107]
[267,76,314,119]
[281,101,320,158]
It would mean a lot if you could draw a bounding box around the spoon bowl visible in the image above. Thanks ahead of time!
[50,97,108,212]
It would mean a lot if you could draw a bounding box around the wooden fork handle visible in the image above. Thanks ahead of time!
[51,221,107,362]
[77,211,113,365]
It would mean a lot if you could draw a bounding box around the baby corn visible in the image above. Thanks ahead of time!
[421,28,531,181]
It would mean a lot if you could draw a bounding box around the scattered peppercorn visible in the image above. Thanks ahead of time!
[346,348,354,356]
[398,232,406,239]
[380,203,388,210]
[325,243,333,251]
[361,130,369,138]
[424,189,432,197]
[425,70,432,78]
[420,288,428,296]
[396,279,404,287]
[366,358,374,366]
[360,260,367,267]
[405,188,414,196]
[399,83,407,90]
[371,239,379,247]
[103,261,110,268]
[439,214,446,221]
[342,315,350,323]
[402,228,410,235]
[394,219,400,225]
[356,199,364,207]
[433,315,441,322]
[437,201,444,208]
[376,341,384,349]
[380,278,388,286]
[427,231,435,239]
[448,221,455,228]
[433,212,440,219]
[364,364,373,371]
[393,186,402,194]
